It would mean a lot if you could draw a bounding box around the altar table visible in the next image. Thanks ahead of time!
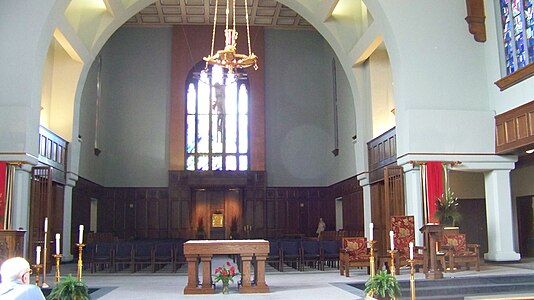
[183,239,270,294]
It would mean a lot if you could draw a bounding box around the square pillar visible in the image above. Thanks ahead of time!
[483,169,520,261]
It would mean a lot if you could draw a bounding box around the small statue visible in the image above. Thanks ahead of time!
[316,217,326,238]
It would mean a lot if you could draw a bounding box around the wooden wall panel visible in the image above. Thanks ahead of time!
[368,127,397,183]
[496,99,534,153]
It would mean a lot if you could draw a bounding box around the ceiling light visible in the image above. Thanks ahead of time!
[203,0,258,74]
[526,149,534,154]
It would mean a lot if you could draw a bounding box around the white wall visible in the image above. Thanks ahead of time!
[79,27,172,187]
[265,29,355,187]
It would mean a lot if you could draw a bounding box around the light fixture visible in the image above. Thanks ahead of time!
[526,149,534,154]
[203,0,258,74]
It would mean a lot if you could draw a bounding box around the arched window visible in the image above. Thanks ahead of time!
[499,0,534,74]
[185,63,249,171]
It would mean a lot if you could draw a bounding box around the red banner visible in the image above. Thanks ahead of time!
[0,161,6,230]
[426,161,444,223]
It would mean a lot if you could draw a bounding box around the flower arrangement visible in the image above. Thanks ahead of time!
[214,262,239,294]
[434,188,462,226]
[214,262,239,284]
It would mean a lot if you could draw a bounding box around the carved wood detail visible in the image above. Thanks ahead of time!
[495,99,534,154]
[465,0,486,43]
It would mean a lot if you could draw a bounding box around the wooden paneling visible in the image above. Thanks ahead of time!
[495,100,534,153]
[368,127,397,183]
[73,171,365,241]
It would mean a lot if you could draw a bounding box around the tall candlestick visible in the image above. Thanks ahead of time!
[409,241,414,261]
[78,225,84,244]
[36,246,41,265]
[389,230,395,251]
[369,223,374,241]
[55,233,61,255]
[44,217,48,233]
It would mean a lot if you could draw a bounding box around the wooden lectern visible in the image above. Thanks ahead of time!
[420,224,443,280]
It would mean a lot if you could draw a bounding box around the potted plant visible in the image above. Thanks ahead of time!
[46,274,90,300]
[434,188,461,226]
[196,217,206,239]
[213,261,239,294]
[364,270,402,300]
[229,217,239,239]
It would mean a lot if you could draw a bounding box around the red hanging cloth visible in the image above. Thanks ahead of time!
[426,161,444,223]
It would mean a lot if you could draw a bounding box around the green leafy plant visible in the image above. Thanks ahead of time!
[46,274,90,300]
[434,188,462,226]
[196,217,205,239]
[364,270,401,299]
[214,262,239,284]
[229,217,239,239]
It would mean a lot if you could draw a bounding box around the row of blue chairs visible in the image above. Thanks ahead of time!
[84,239,187,273]
[267,239,341,272]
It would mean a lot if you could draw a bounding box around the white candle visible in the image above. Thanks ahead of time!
[409,242,414,260]
[55,233,61,254]
[44,217,48,233]
[78,225,84,244]
[389,230,395,251]
[369,223,374,241]
[36,246,41,265]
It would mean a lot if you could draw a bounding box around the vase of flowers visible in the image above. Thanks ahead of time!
[214,262,239,294]
[434,188,462,226]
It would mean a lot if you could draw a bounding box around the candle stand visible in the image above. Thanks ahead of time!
[408,259,416,300]
[42,234,48,288]
[53,254,62,284]
[368,240,376,278]
[32,264,42,286]
[388,249,397,276]
[76,243,85,281]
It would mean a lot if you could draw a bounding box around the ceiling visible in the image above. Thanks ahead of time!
[125,0,314,29]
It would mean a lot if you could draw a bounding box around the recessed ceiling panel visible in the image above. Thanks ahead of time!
[187,15,206,23]
[161,6,180,14]
[161,0,179,5]
[164,16,183,22]
[141,15,162,23]
[186,7,205,15]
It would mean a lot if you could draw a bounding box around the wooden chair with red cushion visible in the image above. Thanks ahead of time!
[339,237,371,277]
[391,215,426,273]
[442,233,480,271]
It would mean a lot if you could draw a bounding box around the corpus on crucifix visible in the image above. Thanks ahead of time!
[212,82,225,141]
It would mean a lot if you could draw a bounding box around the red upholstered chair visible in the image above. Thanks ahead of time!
[442,233,480,271]
[391,216,426,273]
[339,237,371,277]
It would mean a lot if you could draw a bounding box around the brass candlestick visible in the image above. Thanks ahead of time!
[388,249,397,276]
[42,233,48,288]
[52,254,62,284]
[408,259,416,300]
[32,264,42,286]
[76,243,85,281]
[368,240,376,278]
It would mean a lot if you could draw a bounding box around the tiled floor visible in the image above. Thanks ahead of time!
[41,257,534,299]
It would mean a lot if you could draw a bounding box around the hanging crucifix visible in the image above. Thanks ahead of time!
[212,82,225,142]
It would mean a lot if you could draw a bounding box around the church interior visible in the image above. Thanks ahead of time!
[2,0,534,298]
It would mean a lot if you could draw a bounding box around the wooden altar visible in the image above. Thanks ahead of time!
[183,239,270,294]
[0,230,26,266]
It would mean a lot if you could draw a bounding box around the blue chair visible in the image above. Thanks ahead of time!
[280,240,301,272]
[301,240,322,270]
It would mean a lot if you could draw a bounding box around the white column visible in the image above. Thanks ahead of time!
[484,169,520,261]
[11,164,33,257]
[403,163,424,245]
[61,173,78,261]
[358,174,372,238]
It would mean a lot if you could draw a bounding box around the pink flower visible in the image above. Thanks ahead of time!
[226,261,231,266]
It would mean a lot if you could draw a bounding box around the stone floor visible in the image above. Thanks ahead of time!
[37,256,534,299]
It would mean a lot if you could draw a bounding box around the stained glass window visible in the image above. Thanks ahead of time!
[499,0,534,74]
[185,62,249,171]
